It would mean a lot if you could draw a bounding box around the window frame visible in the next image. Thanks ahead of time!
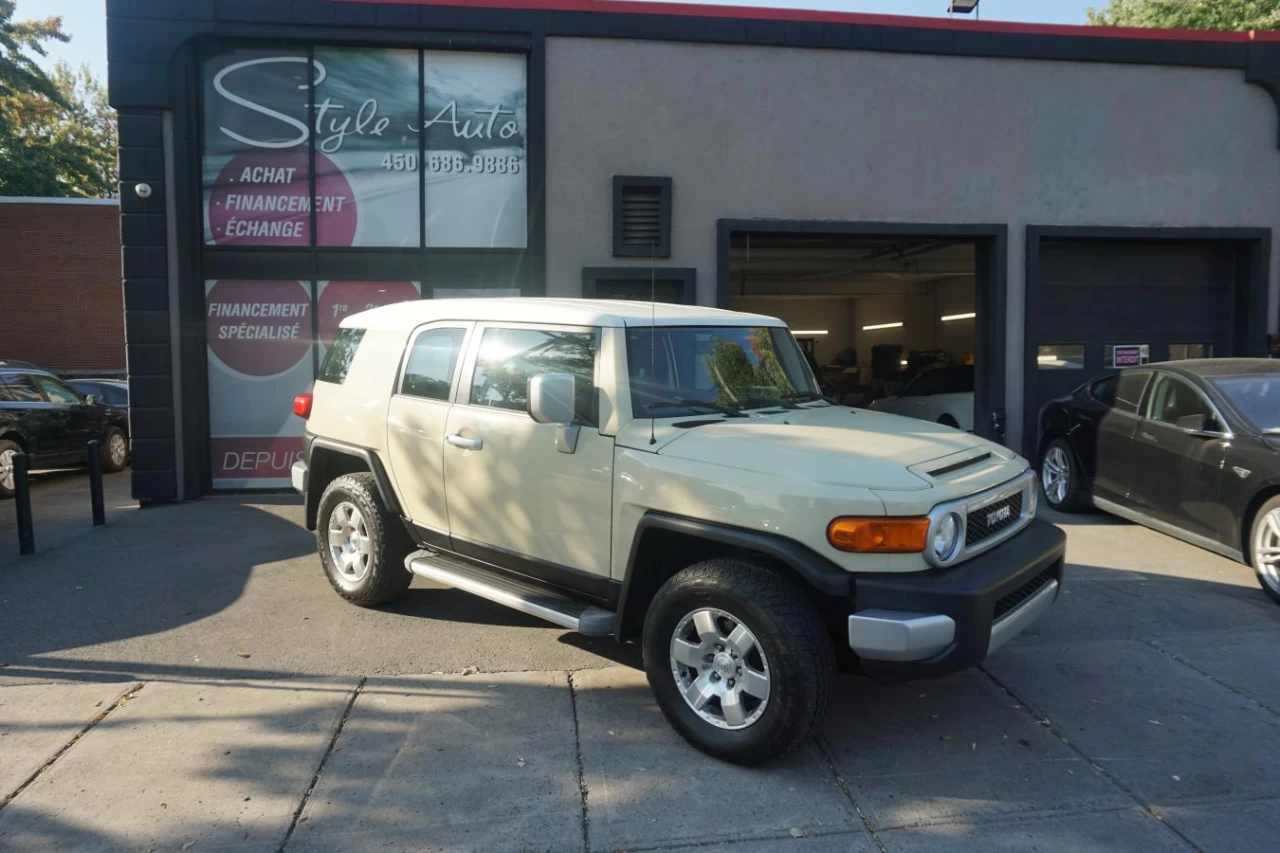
[459,321,602,426]
[394,322,475,405]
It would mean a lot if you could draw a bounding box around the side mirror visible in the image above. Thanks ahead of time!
[83,394,97,406]
[528,373,576,424]
[528,373,581,454]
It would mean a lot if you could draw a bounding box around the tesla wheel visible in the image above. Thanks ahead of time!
[316,472,413,607]
[641,557,834,766]
[100,428,129,473]
[1248,496,1280,605]
[1039,438,1082,512]
[0,439,19,499]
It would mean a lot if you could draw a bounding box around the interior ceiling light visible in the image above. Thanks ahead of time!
[862,322,904,331]
[940,312,976,322]
[792,330,829,335]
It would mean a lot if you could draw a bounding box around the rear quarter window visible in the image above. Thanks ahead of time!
[318,328,365,384]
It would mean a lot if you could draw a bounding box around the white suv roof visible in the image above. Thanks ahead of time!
[343,298,784,332]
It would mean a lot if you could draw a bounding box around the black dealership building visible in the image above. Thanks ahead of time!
[106,0,1280,501]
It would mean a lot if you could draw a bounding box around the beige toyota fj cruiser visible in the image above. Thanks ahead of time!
[293,298,1065,764]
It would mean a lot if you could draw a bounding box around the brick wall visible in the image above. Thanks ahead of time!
[0,199,125,374]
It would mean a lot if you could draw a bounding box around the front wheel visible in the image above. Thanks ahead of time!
[1248,497,1280,605]
[641,558,834,766]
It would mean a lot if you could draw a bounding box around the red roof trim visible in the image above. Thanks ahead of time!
[346,0,1273,44]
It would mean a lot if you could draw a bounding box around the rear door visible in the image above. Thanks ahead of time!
[1089,369,1152,503]
[32,374,98,457]
[385,322,473,540]
[1128,371,1227,537]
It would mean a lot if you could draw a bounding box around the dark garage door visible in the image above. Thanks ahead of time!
[1026,239,1241,454]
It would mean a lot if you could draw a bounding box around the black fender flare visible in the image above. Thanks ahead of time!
[615,511,852,640]
[304,436,403,530]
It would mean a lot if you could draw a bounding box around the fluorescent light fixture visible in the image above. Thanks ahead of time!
[791,330,828,336]
[862,322,903,331]
[940,312,976,322]
[1036,354,1057,363]
[899,359,909,367]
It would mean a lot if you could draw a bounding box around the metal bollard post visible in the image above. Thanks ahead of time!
[87,440,105,527]
[13,452,34,554]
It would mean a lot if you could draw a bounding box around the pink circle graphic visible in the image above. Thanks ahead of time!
[318,281,420,345]
[208,150,356,247]
[206,280,312,376]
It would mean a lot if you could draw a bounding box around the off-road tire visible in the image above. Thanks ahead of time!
[1039,437,1083,512]
[1247,495,1280,605]
[0,439,20,499]
[316,472,413,607]
[100,427,129,473]
[641,557,835,766]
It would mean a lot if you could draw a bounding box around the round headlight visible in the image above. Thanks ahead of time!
[932,513,962,562]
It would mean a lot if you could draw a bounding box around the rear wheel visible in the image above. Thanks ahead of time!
[641,558,834,766]
[0,439,19,499]
[1247,497,1280,605]
[317,473,412,607]
[1039,438,1082,512]
[937,414,959,429]
[100,427,129,473]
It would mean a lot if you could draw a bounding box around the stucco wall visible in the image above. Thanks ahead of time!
[545,37,1280,449]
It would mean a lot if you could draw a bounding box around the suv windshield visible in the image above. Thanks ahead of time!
[626,326,820,417]
[1210,374,1280,431]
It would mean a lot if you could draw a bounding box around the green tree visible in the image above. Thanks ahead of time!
[0,2,116,197]
[1086,0,1280,30]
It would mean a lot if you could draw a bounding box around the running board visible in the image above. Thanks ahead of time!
[405,550,616,636]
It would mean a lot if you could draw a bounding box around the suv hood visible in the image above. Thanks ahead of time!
[653,406,995,490]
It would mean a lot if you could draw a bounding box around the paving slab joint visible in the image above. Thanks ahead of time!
[1144,638,1280,718]
[567,670,591,853]
[979,665,1205,853]
[814,733,889,853]
[277,675,365,853]
[0,681,144,811]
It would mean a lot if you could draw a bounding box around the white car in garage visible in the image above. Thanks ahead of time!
[871,365,974,431]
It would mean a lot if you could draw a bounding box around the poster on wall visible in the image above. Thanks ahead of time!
[317,281,422,350]
[313,48,420,247]
[205,280,314,488]
[202,49,314,247]
[423,51,527,248]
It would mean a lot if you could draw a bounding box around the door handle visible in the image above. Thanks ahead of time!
[1140,431,1158,443]
[446,434,483,451]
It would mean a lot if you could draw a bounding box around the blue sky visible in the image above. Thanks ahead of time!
[31,0,1096,83]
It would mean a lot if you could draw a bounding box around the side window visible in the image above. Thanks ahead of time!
[0,380,12,401]
[318,328,365,384]
[1113,370,1151,414]
[1089,375,1119,407]
[943,367,974,394]
[3,376,43,403]
[470,327,599,426]
[1145,374,1214,426]
[400,327,466,401]
[104,385,128,406]
[905,371,945,397]
[33,376,82,404]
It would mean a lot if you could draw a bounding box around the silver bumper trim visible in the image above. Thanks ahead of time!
[987,578,1059,655]
[291,460,307,494]
[847,611,956,662]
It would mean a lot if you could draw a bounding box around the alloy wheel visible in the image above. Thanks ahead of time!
[328,502,372,583]
[1041,446,1070,506]
[669,607,771,730]
[108,433,128,467]
[0,449,14,492]
[1254,509,1280,595]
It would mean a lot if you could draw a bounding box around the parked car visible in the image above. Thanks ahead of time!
[0,368,130,497]
[869,364,974,430]
[1037,358,1280,604]
[67,378,129,415]
[292,298,1065,765]
[0,359,40,370]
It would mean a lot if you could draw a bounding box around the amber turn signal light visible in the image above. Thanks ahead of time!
[827,517,929,553]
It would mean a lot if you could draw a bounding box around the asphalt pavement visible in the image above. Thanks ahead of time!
[1,490,1278,851]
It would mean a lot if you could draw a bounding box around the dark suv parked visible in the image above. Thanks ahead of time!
[0,368,130,498]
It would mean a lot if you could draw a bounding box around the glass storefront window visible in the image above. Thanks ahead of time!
[1037,344,1085,370]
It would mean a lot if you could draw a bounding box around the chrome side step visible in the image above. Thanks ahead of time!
[405,550,616,637]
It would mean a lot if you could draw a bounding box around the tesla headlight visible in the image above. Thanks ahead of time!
[932,513,962,562]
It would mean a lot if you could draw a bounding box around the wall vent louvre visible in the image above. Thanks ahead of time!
[612,177,671,258]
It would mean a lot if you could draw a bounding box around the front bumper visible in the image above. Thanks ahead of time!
[291,460,308,495]
[847,517,1066,683]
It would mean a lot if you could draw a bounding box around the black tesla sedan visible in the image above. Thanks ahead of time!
[1037,359,1280,604]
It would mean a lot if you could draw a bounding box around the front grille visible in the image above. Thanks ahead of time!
[993,567,1056,621]
[965,492,1023,547]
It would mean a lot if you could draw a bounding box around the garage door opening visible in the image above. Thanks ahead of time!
[725,231,981,431]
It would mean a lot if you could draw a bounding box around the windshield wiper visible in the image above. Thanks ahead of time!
[648,400,749,418]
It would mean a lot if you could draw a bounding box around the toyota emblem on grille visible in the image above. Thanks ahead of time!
[987,505,1012,526]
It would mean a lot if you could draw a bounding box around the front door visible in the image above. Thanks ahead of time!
[442,323,614,585]
[385,323,473,540]
[1129,372,1226,538]
[32,375,98,458]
